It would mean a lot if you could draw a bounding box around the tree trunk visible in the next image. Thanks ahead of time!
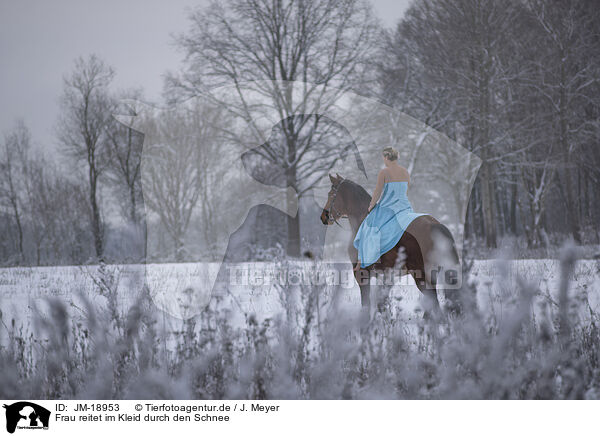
[478,53,497,249]
[286,167,300,257]
[89,168,103,259]
[563,166,581,243]
[480,162,497,248]
[9,194,24,263]
[129,182,137,224]
[175,237,184,262]
[510,179,518,235]
[558,52,581,244]
[5,154,24,262]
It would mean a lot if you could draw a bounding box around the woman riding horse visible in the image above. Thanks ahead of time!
[320,147,461,317]
[353,147,424,271]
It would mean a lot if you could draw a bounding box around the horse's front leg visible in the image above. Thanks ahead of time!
[347,244,365,302]
[354,268,371,325]
[348,244,371,321]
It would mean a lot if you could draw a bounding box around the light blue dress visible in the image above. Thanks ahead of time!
[353,181,426,268]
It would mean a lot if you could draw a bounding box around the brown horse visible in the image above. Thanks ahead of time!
[320,173,461,317]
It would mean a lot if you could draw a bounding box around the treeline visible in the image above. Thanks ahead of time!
[377,0,600,248]
[1,0,599,266]
[0,57,147,265]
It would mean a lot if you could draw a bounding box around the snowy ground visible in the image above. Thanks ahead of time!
[1,259,599,341]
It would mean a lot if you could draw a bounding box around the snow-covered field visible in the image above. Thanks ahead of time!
[2,258,599,400]
[1,259,599,337]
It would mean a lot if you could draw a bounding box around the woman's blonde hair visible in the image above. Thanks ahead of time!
[382,146,398,161]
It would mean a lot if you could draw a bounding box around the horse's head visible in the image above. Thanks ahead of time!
[320,173,349,225]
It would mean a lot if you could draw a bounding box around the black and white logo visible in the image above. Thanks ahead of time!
[3,402,50,434]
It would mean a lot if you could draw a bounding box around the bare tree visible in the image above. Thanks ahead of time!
[140,102,224,261]
[105,90,145,225]
[169,0,380,256]
[57,55,115,259]
[0,120,31,263]
[525,0,599,243]
[25,156,94,264]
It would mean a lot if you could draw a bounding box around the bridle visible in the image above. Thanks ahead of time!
[325,180,347,225]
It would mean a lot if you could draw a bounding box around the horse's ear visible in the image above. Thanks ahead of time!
[336,172,343,180]
[329,173,337,184]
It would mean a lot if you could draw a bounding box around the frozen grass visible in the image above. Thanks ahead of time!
[1,246,600,399]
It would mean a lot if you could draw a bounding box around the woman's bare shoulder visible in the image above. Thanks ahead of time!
[377,168,389,179]
[386,164,410,182]
[401,166,410,180]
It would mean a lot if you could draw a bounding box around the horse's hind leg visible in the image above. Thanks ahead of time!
[411,269,441,319]
[422,289,441,319]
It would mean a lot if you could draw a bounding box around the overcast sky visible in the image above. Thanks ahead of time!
[0,0,410,150]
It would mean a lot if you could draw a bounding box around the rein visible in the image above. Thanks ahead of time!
[326,180,347,226]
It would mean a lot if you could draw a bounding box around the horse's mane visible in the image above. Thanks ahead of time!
[342,179,371,202]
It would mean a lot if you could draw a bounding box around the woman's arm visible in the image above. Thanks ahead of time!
[368,170,386,211]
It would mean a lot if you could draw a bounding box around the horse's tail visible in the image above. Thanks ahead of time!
[431,223,463,315]
[431,223,460,266]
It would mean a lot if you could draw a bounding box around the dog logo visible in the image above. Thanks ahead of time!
[3,402,50,433]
